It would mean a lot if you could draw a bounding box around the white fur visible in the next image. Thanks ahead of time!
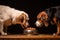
[0,5,29,35]
[35,21,41,27]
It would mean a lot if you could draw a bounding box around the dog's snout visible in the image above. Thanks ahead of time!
[26,22,29,27]
[35,21,40,27]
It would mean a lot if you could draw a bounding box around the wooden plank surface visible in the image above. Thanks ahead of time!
[0,35,60,38]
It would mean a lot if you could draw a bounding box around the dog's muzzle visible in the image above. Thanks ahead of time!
[35,21,42,27]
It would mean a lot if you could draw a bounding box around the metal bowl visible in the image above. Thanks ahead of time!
[24,27,37,35]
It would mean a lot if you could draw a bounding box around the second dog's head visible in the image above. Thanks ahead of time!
[35,11,49,27]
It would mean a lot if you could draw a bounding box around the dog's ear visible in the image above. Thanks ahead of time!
[14,13,27,24]
[20,13,27,24]
[19,15,25,23]
[19,13,29,28]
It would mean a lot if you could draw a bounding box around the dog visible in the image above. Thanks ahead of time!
[35,11,57,35]
[0,5,29,35]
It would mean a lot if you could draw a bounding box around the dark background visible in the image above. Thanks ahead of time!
[0,0,60,34]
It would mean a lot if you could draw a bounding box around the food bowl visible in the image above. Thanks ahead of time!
[24,27,37,35]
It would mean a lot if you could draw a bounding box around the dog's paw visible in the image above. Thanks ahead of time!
[4,33,7,35]
[53,33,56,36]
[1,32,7,35]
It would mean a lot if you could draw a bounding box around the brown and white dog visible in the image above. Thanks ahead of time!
[0,5,29,35]
[35,11,49,27]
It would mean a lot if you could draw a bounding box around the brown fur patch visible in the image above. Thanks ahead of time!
[4,19,12,27]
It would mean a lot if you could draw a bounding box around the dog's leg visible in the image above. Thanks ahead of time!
[0,21,7,35]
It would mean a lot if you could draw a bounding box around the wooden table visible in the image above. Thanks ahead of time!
[0,35,60,40]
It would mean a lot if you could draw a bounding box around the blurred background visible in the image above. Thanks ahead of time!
[0,0,60,34]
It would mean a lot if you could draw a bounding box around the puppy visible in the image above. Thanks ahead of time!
[0,5,29,35]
